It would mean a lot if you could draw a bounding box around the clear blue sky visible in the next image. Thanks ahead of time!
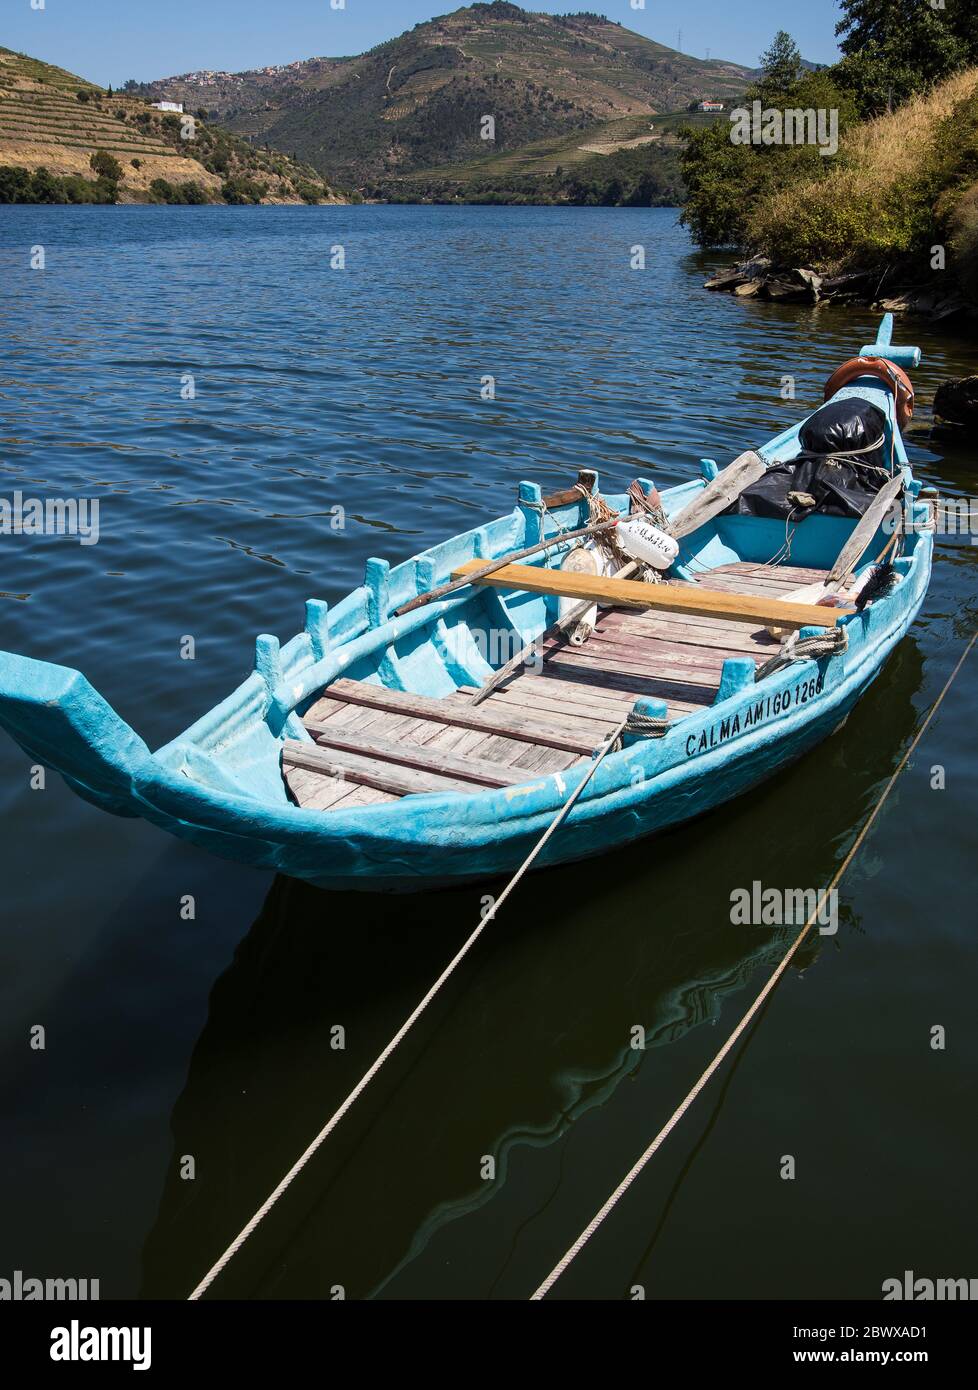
[3,1,845,88]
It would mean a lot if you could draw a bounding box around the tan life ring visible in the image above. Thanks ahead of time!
[823,356,915,431]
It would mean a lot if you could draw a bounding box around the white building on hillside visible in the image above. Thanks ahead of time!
[151,101,184,114]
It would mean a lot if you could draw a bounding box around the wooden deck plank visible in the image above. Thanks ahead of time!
[305,722,537,787]
[543,651,722,698]
[705,573,819,595]
[562,632,755,678]
[286,767,368,812]
[283,741,484,797]
[324,678,599,754]
[545,652,730,690]
[586,626,763,665]
[482,670,634,708]
[340,785,400,807]
[457,676,628,718]
[532,660,717,704]
[711,562,829,586]
[432,723,542,767]
[603,615,773,654]
[456,682,626,730]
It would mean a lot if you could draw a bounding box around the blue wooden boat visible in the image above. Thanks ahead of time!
[0,317,933,892]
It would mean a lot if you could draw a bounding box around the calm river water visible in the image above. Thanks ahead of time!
[0,205,976,1299]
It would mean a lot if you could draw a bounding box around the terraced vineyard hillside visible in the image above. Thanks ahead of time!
[0,47,343,204]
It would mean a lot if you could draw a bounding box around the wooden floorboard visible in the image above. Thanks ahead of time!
[324,678,599,754]
[304,722,539,787]
[284,740,487,798]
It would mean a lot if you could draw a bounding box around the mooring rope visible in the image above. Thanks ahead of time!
[187,708,634,1300]
[530,630,977,1299]
[755,625,849,682]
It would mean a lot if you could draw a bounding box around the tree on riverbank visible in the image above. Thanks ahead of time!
[835,0,978,115]
[679,7,978,311]
[680,40,857,248]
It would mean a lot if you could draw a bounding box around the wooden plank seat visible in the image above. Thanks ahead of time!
[458,560,834,728]
[281,563,832,812]
[450,558,853,629]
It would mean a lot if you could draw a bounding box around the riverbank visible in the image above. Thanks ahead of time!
[703,255,975,326]
[681,48,978,324]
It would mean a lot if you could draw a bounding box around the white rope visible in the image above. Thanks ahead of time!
[530,630,978,1300]
[187,709,633,1300]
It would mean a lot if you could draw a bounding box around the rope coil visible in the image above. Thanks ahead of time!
[755,625,848,682]
[622,713,671,738]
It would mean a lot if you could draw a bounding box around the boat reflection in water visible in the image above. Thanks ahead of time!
[139,641,923,1300]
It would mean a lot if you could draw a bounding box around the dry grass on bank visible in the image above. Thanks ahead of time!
[749,68,978,272]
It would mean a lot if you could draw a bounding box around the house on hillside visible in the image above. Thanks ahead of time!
[150,100,184,114]
[696,100,724,113]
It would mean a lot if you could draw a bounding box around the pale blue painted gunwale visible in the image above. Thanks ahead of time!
[0,319,933,891]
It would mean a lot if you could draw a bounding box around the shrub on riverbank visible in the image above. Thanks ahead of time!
[681,64,859,249]
[950,185,978,303]
[746,69,978,272]
[148,177,210,204]
[0,165,119,203]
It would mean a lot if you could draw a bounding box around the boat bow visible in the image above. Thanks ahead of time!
[0,651,154,816]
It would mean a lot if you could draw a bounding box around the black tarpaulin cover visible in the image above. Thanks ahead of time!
[727,398,890,520]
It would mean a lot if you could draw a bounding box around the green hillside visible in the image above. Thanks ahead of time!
[138,3,750,192]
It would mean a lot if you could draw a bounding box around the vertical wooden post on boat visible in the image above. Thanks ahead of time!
[580,468,598,494]
[255,634,281,700]
[518,481,544,546]
[364,557,391,628]
[540,468,599,512]
[860,313,921,368]
[255,633,305,737]
[622,696,669,747]
[414,555,436,595]
[304,600,330,662]
[715,657,755,703]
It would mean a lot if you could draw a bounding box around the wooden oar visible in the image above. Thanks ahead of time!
[471,560,638,705]
[393,517,619,617]
[667,450,767,540]
[826,473,904,587]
